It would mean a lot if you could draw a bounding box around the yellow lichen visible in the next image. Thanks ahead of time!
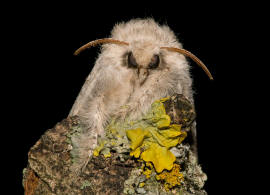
[156,164,184,191]
[102,151,111,158]
[139,182,145,187]
[126,98,187,173]
[93,141,105,156]
[93,140,112,158]
[142,162,153,178]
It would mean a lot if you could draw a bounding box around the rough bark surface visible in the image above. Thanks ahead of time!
[23,94,207,195]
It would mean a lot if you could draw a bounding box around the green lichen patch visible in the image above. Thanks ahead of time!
[80,180,92,190]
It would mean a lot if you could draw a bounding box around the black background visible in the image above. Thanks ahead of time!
[4,2,262,194]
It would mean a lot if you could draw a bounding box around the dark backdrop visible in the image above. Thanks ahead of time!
[5,2,259,194]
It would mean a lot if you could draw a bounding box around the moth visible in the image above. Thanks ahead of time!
[69,19,213,172]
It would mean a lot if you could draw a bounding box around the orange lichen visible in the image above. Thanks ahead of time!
[155,164,184,191]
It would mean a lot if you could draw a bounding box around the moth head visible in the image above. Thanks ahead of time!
[126,52,160,85]
[124,41,163,85]
[74,38,213,80]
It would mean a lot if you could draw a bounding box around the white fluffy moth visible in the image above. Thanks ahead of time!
[69,18,213,173]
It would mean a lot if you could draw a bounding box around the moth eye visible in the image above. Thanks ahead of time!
[148,54,160,69]
[127,52,138,68]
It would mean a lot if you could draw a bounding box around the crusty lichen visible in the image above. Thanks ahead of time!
[80,180,92,190]
[156,164,184,191]
[142,162,154,179]
[93,139,111,158]
[123,168,144,194]
[181,151,208,194]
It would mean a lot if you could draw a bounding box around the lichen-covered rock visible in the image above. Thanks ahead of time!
[23,94,207,194]
[23,117,138,194]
